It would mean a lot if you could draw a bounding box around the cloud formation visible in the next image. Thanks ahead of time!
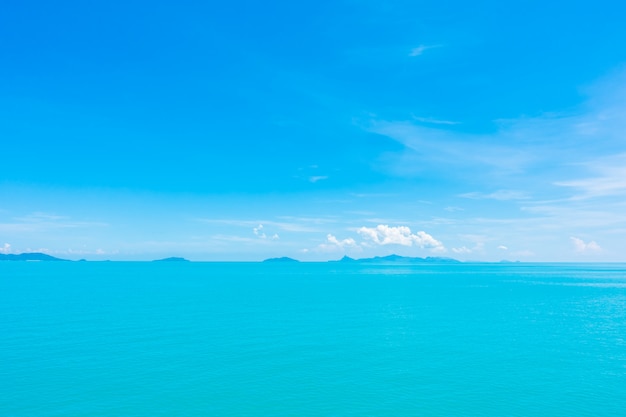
[309,176,328,183]
[555,154,626,199]
[452,246,471,254]
[253,224,265,238]
[253,224,279,240]
[316,234,359,252]
[570,237,601,253]
[412,115,459,125]
[368,70,626,184]
[200,218,321,233]
[0,212,107,233]
[408,44,440,57]
[327,234,357,248]
[0,243,11,254]
[460,190,530,201]
[357,225,445,251]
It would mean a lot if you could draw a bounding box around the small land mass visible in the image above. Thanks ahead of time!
[0,252,69,262]
[332,254,461,264]
[335,255,357,262]
[153,257,190,262]
[263,257,300,263]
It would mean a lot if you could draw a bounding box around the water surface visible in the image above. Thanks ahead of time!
[2,262,625,416]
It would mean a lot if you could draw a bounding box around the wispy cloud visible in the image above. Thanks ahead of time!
[211,235,261,244]
[66,248,116,256]
[452,246,472,254]
[555,154,626,199]
[293,164,330,184]
[0,212,107,233]
[276,215,339,225]
[408,44,441,57]
[369,120,534,176]
[15,213,67,222]
[450,234,488,255]
[309,175,328,183]
[520,200,626,229]
[367,70,626,185]
[460,190,530,201]
[412,115,460,125]
[197,218,321,233]
[349,192,400,199]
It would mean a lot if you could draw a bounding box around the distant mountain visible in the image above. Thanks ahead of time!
[331,255,356,263]
[0,252,69,262]
[153,257,190,262]
[263,257,300,263]
[334,254,461,264]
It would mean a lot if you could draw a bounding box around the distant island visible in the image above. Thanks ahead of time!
[153,257,190,262]
[331,254,461,264]
[0,252,463,263]
[263,257,300,263]
[0,252,69,262]
[260,254,460,264]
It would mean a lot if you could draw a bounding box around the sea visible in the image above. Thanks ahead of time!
[1,261,625,416]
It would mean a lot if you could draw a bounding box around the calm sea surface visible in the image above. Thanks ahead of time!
[2,262,626,416]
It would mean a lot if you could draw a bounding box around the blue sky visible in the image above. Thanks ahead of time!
[2,0,626,261]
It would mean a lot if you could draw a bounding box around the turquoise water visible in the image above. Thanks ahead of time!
[2,262,626,416]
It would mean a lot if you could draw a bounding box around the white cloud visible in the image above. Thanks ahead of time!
[0,243,11,254]
[451,236,487,255]
[316,234,359,252]
[452,246,472,254]
[408,44,440,57]
[327,234,357,247]
[309,176,328,183]
[253,224,266,239]
[571,237,601,253]
[252,224,281,240]
[357,225,445,251]
[498,245,508,250]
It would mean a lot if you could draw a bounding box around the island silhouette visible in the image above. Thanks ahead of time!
[1,252,464,263]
